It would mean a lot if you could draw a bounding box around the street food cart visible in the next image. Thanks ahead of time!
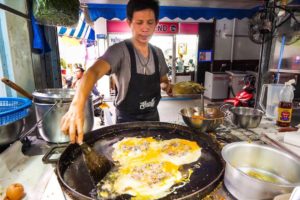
[0,0,300,199]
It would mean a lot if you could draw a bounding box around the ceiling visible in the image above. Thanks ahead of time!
[80,0,265,9]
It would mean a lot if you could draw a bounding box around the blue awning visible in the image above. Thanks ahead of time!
[57,13,95,41]
[87,3,262,21]
[290,0,300,4]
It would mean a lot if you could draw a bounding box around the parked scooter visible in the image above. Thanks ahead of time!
[93,95,106,125]
[223,75,256,108]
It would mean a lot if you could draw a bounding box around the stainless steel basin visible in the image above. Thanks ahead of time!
[0,119,24,145]
[222,142,300,200]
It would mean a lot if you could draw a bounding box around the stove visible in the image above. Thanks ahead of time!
[26,122,247,200]
[2,116,285,200]
[0,144,10,153]
[20,126,241,200]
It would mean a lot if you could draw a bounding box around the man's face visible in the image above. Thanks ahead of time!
[75,69,83,79]
[128,9,158,44]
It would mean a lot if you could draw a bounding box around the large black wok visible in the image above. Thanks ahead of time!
[53,122,224,200]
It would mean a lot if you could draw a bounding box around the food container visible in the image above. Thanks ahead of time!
[0,119,24,146]
[222,142,300,200]
[230,107,264,128]
[32,89,94,143]
[180,107,224,132]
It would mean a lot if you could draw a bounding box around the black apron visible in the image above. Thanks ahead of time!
[116,40,161,123]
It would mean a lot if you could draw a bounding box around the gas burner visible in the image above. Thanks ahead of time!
[21,136,66,156]
[205,182,238,200]
[221,183,238,200]
[0,144,10,153]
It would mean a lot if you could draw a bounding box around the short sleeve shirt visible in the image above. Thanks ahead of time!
[100,39,169,105]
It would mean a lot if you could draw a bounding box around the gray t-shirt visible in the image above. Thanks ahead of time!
[100,39,169,105]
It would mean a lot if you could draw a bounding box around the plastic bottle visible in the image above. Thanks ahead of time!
[276,79,295,127]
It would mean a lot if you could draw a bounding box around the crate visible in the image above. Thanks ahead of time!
[0,98,32,126]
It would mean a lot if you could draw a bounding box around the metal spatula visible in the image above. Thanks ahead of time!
[80,143,114,185]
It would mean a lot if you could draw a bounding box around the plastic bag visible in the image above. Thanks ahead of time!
[33,0,80,26]
[173,81,205,95]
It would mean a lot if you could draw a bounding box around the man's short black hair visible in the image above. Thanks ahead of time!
[127,0,159,21]
[76,66,85,73]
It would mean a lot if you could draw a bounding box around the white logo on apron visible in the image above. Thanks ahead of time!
[140,98,156,110]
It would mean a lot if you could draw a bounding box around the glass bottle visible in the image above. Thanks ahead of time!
[276,79,295,127]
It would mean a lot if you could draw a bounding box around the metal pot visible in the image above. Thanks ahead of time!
[180,107,224,132]
[222,142,300,200]
[0,119,24,146]
[230,107,264,128]
[32,89,94,143]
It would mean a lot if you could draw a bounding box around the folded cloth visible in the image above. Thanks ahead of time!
[30,12,51,54]
[283,132,300,147]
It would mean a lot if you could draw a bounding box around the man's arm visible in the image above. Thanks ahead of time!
[73,59,111,108]
[160,75,172,96]
[61,59,111,144]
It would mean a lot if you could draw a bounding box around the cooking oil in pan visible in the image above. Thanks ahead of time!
[239,167,291,184]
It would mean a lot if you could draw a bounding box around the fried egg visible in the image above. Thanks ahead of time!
[159,138,202,165]
[101,161,184,199]
[98,137,202,200]
[112,137,157,164]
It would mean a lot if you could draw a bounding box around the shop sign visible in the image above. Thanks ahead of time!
[155,22,179,34]
[107,21,180,34]
[199,50,213,62]
[179,23,198,34]
[107,21,130,33]
[97,34,107,39]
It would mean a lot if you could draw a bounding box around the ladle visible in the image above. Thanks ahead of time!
[1,77,33,99]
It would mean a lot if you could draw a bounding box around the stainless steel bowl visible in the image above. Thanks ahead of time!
[0,119,24,146]
[180,107,224,132]
[222,142,300,200]
[230,107,264,128]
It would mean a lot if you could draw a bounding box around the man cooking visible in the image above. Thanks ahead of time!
[61,0,173,144]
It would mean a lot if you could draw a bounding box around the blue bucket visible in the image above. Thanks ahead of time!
[0,97,32,126]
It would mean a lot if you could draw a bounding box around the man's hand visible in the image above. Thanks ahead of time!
[165,83,173,97]
[60,103,85,144]
[60,59,111,144]
[160,75,173,97]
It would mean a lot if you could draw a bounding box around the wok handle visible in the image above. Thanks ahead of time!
[1,77,33,100]
[42,144,68,164]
